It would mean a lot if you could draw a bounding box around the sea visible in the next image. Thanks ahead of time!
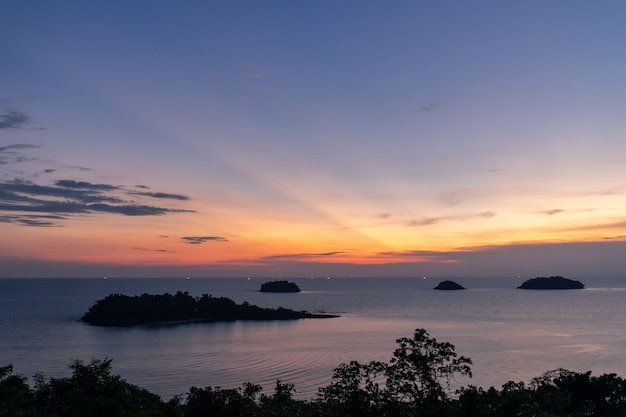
[1,276,625,400]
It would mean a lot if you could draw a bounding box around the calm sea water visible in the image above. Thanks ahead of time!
[1,276,625,399]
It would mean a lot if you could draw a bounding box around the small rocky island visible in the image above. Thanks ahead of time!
[434,280,465,290]
[81,291,336,326]
[518,276,585,290]
[260,280,301,293]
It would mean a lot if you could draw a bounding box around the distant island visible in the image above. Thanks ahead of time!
[81,291,337,326]
[434,280,465,290]
[518,276,585,290]
[260,280,301,292]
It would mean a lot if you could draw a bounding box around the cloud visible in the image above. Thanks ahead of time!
[406,211,496,227]
[181,236,229,244]
[411,103,443,115]
[132,247,174,253]
[0,140,194,226]
[413,105,435,113]
[0,144,41,165]
[66,165,92,172]
[1,179,124,204]
[0,108,30,129]
[542,209,564,215]
[375,250,458,263]
[262,251,348,260]
[0,214,66,227]
[128,190,190,200]
[406,217,444,227]
[55,179,118,191]
[88,203,190,216]
[0,177,194,226]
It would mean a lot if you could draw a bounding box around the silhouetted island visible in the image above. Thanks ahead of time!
[260,280,301,292]
[81,291,337,326]
[518,276,585,290]
[434,280,465,290]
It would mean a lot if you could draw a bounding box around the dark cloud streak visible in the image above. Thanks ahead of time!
[0,144,41,165]
[55,180,118,191]
[181,236,229,244]
[262,251,347,260]
[1,179,123,204]
[0,117,194,226]
[132,247,174,253]
[0,109,30,129]
[128,191,190,200]
[0,214,66,227]
[0,177,194,226]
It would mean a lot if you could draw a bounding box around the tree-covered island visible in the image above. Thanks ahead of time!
[81,291,337,326]
[260,280,301,292]
[518,276,585,290]
[434,280,465,290]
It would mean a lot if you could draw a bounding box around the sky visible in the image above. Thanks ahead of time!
[2,1,626,279]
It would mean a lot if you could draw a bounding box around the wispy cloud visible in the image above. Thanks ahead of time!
[181,236,229,244]
[406,217,444,227]
[0,108,30,129]
[406,211,496,227]
[1,179,124,204]
[128,190,190,200]
[0,178,193,226]
[55,179,118,191]
[375,249,458,263]
[89,203,190,216]
[411,102,443,115]
[0,144,41,165]
[66,165,92,172]
[132,247,175,253]
[0,142,195,226]
[412,105,435,113]
[542,209,565,216]
[0,214,67,227]
[262,251,348,261]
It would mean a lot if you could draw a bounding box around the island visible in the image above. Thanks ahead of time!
[433,280,465,290]
[260,280,301,292]
[517,276,585,290]
[81,291,337,326]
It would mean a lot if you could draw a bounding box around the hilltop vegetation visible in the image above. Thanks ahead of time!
[3,328,626,416]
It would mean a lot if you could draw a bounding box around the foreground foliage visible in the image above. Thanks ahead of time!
[2,329,625,416]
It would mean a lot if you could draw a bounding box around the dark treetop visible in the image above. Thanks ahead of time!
[518,276,585,290]
[260,280,301,292]
[81,291,337,326]
[433,280,465,290]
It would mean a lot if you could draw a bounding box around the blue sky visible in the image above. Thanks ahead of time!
[2,1,626,278]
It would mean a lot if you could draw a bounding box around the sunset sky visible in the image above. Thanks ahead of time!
[2,1,626,278]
